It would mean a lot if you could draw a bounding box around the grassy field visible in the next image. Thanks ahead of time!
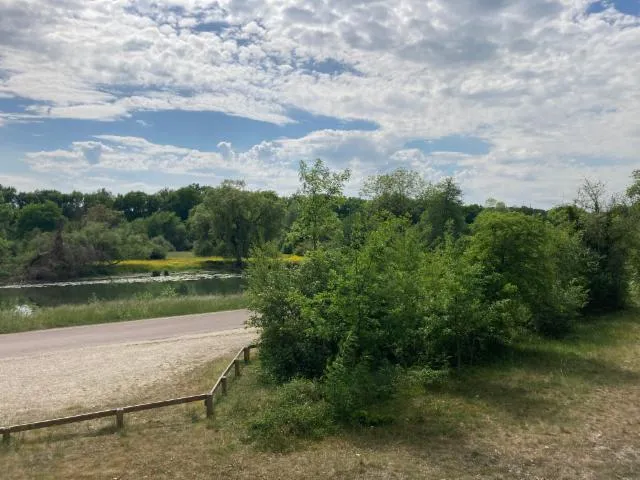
[1,308,639,479]
[0,294,249,334]
[113,252,303,274]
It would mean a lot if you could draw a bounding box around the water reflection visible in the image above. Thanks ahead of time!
[0,272,244,308]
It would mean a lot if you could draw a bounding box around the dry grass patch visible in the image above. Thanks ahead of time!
[2,310,640,479]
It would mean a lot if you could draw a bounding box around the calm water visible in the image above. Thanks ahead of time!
[0,272,245,308]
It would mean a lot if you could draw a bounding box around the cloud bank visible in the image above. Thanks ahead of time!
[1,0,638,205]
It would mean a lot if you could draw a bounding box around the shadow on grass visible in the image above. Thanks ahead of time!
[501,344,640,384]
[2,407,215,448]
[2,423,122,448]
[343,311,640,455]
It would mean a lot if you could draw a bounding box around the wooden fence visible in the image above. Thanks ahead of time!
[1,345,256,443]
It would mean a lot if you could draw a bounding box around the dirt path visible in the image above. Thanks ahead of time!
[0,327,257,425]
[0,309,252,358]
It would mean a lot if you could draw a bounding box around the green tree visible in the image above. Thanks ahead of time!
[0,233,12,277]
[627,170,640,203]
[146,211,189,251]
[361,168,425,219]
[190,181,284,264]
[17,201,64,236]
[84,205,125,228]
[0,185,17,207]
[418,177,466,245]
[421,235,528,368]
[626,171,640,286]
[158,184,206,221]
[20,221,163,281]
[287,159,351,251]
[551,179,633,312]
[84,189,115,210]
[114,191,160,221]
[0,195,16,236]
[462,203,484,224]
[60,191,86,220]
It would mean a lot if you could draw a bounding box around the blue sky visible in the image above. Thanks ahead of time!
[0,0,639,206]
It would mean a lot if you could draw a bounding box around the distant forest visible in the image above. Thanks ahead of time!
[0,163,638,291]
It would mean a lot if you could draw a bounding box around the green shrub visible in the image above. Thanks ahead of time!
[149,236,173,259]
[420,236,530,366]
[322,356,398,425]
[465,211,588,337]
[247,379,334,451]
[247,243,344,382]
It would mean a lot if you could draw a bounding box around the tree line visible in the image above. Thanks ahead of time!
[245,162,640,428]
[0,166,636,287]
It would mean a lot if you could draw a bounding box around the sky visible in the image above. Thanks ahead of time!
[0,0,639,207]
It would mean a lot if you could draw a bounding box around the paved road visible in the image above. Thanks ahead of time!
[0,309,252,359]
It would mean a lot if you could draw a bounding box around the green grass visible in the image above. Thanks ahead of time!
[0,294,249,334]
[2,308,639,479]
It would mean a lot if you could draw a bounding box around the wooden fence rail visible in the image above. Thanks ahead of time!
[1,345,255,444]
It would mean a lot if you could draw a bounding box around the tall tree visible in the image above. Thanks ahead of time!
[114,191,160,221]
[190,181,284,264]
[361,168,426,219]
[146,211,189,251]
[572,179,633,311]
[84,189,115,210]
[158,184,206,221]
[627,170,640,204]
[287,159,351,251]
[418,177,465,245]
[16,201,64,236]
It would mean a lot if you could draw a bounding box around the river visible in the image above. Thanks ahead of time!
[0,272,245,308]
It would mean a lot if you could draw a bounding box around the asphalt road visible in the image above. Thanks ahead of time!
[0,309,252,359]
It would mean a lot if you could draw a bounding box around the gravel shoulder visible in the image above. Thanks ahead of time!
[0,327,257,425]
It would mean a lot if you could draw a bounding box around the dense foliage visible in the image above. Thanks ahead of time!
[1,166,638,311]
[246,163,640,431]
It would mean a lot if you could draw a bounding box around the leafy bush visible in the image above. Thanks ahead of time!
[421,236,530,366]
[149,236,173,260]
[245,167,638,429]
[465,211,587,336]
[322,356,398,424]
[249,217,534,420]
[247,379,334,451]
[247,243,343,382]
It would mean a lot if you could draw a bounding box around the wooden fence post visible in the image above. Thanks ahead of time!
[116,409,124,430]
[234,359,242,377]
[221,376,228,395]
[205,394,214,418]
[243,347,250,364]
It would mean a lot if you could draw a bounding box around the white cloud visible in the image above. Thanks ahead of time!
[1,0,639,204]
[21,130,634,206]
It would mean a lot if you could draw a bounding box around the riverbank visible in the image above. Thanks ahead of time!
[112,252,303,275]
[0,252,301,286]
[0,294,249,334]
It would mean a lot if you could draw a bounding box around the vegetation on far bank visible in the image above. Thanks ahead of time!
[112,252,302,275]
[0,171,600,284]
[0,293,248,334]
[2,308,639,479]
